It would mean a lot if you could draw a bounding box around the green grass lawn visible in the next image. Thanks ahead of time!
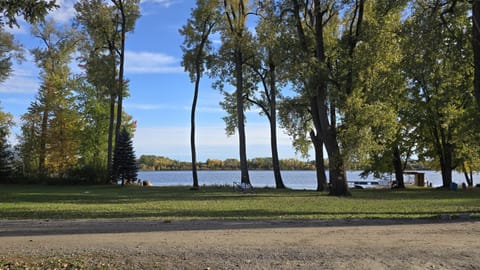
[0,184,479,220]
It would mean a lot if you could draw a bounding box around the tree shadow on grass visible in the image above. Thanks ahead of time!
[0,209,478,237]
[0,185,322,204]
[351,188,480,200]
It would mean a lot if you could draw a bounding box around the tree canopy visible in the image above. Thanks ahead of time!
[1,0,479,191]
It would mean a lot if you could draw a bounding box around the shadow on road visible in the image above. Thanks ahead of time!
[0,217,477,237]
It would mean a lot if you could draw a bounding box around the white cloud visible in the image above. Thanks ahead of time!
[5,23,27,34]
[140,0,178,8]
[48,0,76,23]
[0,69,39,94]
[133,124,293,153]
[50,0,179,22]
[125,51,183,74]
[195,106,224,113]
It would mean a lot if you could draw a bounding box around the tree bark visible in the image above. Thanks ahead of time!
[190,60,201,190]
[440,161,453,189]
[223,0,250,185]
[312,1,349,196]
[187,11,215,190]
[325,134,349,196]
[473,0,480,111]
[106,76,116,182]
[106,45,117,183]
[114,1,126,157]
[235,49,250,185]
[290,0,350,196]
[38,104,48,177]
[310,130,327,191]
[270,112,285,189]
[463,162,473,187]
[268,60,285,189]
[392,145,405,188]
[439,143,453,188]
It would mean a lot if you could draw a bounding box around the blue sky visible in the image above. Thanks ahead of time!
[0,0,309,162]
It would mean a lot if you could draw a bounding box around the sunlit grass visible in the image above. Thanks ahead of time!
[0,184,479,220]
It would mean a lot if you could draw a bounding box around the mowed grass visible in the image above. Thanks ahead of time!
[0,184,479,220]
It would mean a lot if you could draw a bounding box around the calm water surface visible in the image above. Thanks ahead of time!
[138,170,479,190]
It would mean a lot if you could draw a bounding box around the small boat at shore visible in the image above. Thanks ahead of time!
[348,179,392,189]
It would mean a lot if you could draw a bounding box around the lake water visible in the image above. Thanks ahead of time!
[138,170,480,190]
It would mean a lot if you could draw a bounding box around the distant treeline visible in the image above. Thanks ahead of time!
[138,155,317,171]
[138,155,433,172]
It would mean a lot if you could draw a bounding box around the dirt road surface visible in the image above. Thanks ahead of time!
[0,219,479,269]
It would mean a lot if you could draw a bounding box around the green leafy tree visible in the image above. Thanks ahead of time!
[279,94,328,190]
[402,0,473,188]
[0,103,14,181]
[337,1,409,187]
[112,127,138,185]
[0,0,57,28]
[75,0,140,178]
[0,29,22,83]
[0,0,57,83]
[211,0,255,185]
[75,0,118,178]
[180,0,219,189]
[245,0,287,189]
[283,0,353,196]
[473,0,480,111]
[74,77,110,177]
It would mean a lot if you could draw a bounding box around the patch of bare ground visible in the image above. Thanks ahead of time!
[0,219,479,269]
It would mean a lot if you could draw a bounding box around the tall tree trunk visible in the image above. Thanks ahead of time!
[106,47,116,183]
[392,145,405,188]
[323,0,364,196]
[291,0,349,195]
[190,61,200,190]
[114,56,124,148]
[439,144,453,188]
[188,21,215,190]
[235,49,250,185]
[473,0,480,111]
[114,0,126,160]
[314,1,349,196]
[270,113,285,189]
[38,106,48,177]
[325,135,349,196]
[310,130,327,191]
[463,162,474,187]
[469,171,473,187]
[268,60,285,189]
[440,160,453,189]
[107,94,115,183]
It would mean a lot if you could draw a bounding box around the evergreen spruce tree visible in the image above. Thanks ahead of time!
[111,127,138,185]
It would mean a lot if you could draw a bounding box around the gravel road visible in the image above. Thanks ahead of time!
[0,219,479,269]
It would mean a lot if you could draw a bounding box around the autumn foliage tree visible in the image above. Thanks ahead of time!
[19,20,80,178]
